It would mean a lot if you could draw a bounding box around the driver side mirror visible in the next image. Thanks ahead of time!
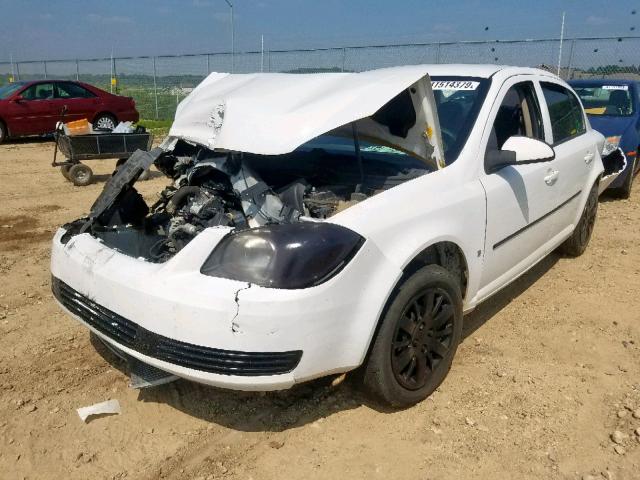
[11,95,24,103]
[486,136,555,173]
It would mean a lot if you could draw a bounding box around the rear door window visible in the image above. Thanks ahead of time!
[541,82,585,144]
[56,82,96,99]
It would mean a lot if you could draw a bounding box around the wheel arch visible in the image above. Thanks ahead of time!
[91,111,117,124]
[354,240,469,373]
[399,241,469,301]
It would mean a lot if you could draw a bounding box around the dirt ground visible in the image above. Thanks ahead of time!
[0,139,639,480]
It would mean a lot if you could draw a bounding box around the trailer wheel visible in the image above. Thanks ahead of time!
[68,164,93,187]
[61,165,72,180]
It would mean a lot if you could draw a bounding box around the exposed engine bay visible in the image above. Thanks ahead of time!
[65,136,432,262]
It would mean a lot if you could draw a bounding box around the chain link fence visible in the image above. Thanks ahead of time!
[1,36,638,121]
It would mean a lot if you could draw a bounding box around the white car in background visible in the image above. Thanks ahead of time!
[52,65,615,407]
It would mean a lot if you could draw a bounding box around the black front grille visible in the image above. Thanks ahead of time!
[52,277,302,376]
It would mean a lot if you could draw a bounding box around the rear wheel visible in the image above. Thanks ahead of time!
[559,182,598,257]
[361,264,463,407]
[68,163,93,187]
[0,121,7,144]
[93,113,116,131]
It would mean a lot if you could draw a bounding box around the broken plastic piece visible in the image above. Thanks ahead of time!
[76,399,121,423]
[128,356,178,389]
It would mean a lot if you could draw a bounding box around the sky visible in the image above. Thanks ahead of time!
[0,0,638,62]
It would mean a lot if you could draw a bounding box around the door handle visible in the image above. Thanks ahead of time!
[544,169,559,186]
[584,151,594,164]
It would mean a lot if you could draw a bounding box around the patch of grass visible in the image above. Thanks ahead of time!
[137,118,172,137]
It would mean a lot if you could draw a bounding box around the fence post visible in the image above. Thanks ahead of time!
[268,50,271,72]
[206,54,210,75]
[15,62,20,81]
[436,43,441,64]
[75,59,79,80]
[153,56,159,120]
[341,47,346,72]
[565,39,576,80]
[43,61,48,79]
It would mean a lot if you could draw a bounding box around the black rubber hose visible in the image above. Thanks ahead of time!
[166,186,201,214]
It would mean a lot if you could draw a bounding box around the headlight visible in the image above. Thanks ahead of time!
[602,136,622,156]
[201,223,364,289]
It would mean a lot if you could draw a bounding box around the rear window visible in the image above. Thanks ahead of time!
[541,82,586,144]
[572,84,634,117]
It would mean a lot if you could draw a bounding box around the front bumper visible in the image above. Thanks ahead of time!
[51,225,401,390]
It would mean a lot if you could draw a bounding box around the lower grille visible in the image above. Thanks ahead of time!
[52,277,302,376]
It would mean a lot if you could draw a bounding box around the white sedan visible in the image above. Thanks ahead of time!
[51,65,617,407]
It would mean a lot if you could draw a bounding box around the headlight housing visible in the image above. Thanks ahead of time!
[201,223,364,289]
[602,135,622,156]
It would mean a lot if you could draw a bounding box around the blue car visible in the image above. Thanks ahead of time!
[570,79,640,198]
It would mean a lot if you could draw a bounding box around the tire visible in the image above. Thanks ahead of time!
[68,163,93,187]
[611,155,636,199]
[93,113,117,131]
[558,182,598,257]
[60,164,72,180]
[0,121,7,144]
[361,264,463,408]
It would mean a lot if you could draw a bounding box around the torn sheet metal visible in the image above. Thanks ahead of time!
[599,147,627,194]
[77,399,121,422]
[167,66,445,169]
[82,147,165,232]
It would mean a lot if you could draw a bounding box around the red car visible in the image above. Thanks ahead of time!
[0,80,139,143]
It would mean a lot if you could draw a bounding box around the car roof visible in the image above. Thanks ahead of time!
[569,79,637,86]
[414,64,554,79]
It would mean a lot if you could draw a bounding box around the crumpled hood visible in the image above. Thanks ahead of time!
[166,66,445,169]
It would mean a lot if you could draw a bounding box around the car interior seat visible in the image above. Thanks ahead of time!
[605,90,630,115]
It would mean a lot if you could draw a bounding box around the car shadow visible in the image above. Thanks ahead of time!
[89,253,561,431]
[3,136,53,145]
[462,252,559,339]
[90,333,364,432]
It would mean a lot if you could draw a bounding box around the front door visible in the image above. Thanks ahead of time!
[478,77,564,299]
[7,82,56,135]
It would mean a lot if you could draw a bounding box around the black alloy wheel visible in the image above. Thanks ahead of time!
[361,264,463,407]
[391,288,455,390]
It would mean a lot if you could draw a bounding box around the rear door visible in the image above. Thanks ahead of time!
[538,81,596,227]
[54,82,99,123]
[478,77,566,299]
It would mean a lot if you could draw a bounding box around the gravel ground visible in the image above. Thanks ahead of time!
[0,139,639,480]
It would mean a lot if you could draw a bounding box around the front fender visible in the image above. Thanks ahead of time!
[329,166,486,310]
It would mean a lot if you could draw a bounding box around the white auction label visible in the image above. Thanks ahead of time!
[431,80,480,91]
[602,85,628,90]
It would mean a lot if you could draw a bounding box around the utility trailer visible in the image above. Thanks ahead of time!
[52,127,153,186]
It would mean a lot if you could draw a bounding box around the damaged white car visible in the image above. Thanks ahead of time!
[52,65,616,406]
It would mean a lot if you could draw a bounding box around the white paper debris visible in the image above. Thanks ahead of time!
[112,121,135,134]
[77,399,121,423]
